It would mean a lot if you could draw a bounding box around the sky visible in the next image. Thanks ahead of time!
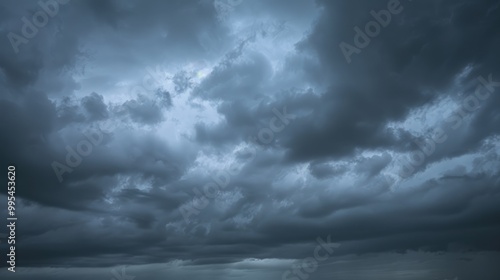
[0,0,500,279]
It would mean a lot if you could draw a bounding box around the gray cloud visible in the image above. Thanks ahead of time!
[1,0,499,279]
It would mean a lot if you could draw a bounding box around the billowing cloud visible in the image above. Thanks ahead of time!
[1,0,499,279]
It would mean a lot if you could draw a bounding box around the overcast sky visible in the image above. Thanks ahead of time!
[1,0,500,279]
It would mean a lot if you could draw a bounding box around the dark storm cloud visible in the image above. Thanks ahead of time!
[81,92,108,121]
[1,0,500,279]
[57,96,86,125]
[264,0,500,164]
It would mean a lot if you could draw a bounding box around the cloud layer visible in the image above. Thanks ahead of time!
[1,0,499,279]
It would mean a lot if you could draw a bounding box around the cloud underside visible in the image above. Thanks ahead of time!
[0,0,499,278]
